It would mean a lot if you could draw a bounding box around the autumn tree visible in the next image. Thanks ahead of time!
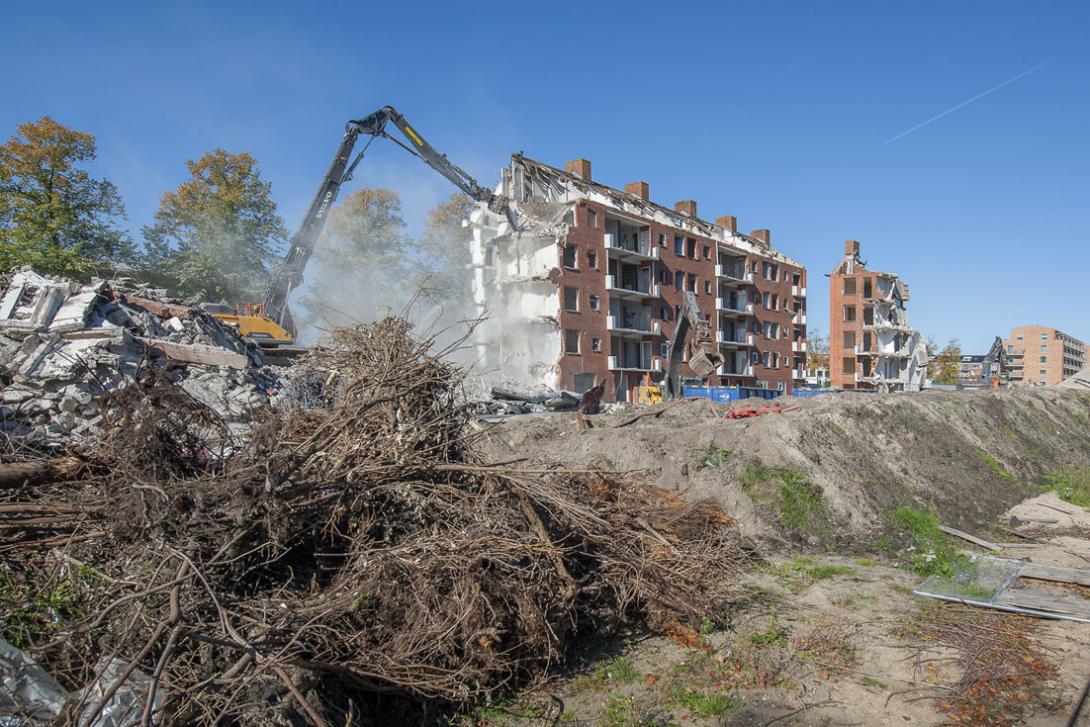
[806,326,830,371]
[296,187,412,332]
[931,338,962,384]
[0,116,131,278]
[141,149,286,303]
[414,193,474,305]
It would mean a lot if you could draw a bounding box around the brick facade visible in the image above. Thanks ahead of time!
[1004,325,1086,386]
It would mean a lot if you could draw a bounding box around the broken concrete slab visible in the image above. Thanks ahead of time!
[138,337,249,369]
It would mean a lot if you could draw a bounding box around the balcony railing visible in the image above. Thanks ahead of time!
[717,330,748,345]
[605,275,658,298]
[715,297,753,315]
[792,340,807,352]
[604,231,658,260]
[608,354,656,371]
[792,311,807,325]
[717,363,754,377]
[714,264,753,284]
[607,314,660,336]
[792,285,807,297]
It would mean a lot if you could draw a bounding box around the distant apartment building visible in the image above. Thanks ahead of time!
[468,155,808,403]
[828,241,928,391]
[1004,325,1086,386]
[958,337,1008,386]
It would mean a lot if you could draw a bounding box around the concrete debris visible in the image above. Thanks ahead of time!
[0,266,277,444]
[1060,365,1090,390]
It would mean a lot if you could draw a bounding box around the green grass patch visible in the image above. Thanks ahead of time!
[741,466,822,530]
[671,688,740,717]
[1041,469,1090,509]
[856,558,879,567]
[889,506,967,578]
[746,608,788,647]
[1075,412,1086,425]
[861,676,888,689]
[978,450,1017,482]
[588,654,639,685]
[698,442,732,468]
[769,556,852,591]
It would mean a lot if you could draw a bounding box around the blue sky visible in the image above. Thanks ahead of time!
[5,1,1088,351]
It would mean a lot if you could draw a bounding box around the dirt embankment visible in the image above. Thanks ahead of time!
[480,387,1090,544]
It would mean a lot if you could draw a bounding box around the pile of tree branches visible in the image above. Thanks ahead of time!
[0,317,749,724]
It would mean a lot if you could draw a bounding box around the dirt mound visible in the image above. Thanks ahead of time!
[0,318,748,725]
[481,388,1090,544]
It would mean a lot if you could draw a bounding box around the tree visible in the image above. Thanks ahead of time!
[931,338,962,384]
[414,193,473,305]
[0,116,131,278]
[296,187,412,332]
[806,326,830,371]
[141,149,286,303]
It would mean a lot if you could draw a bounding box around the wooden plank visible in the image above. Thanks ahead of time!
[137,338,249,369]
[940,525,1001,552]
[1019,563,1090,588]
[995,588,1090,618]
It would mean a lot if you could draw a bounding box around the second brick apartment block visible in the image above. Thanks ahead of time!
[468,155,808,403]
[828,241,928,391]
[1004,325,1086,386]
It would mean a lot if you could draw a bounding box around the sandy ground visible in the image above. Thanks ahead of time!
[467,389,1090,726]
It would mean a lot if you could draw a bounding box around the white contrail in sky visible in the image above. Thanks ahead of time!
[881,56,1060,146]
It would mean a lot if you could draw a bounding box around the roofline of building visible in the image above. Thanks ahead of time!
[510,153,805,268]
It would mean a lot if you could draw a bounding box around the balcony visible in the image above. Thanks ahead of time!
[714,265,753,285]
[604,231,657,261]
[605,275,659,300]
[792,285,807,297]
[607,314,661,337]
[792,311,807,326]
[717,330,749,347]
[792,340,807,352]
[794,368,805,379]
[608,354,657,372]
[715,297,753,316]
[717,363,754,377]
[854,344,873,357]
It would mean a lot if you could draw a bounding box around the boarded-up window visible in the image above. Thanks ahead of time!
[843,305,857,322]
[843,277,856,294]
[843,331,856,348]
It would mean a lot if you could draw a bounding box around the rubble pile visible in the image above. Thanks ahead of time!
[0,317,748,724]
[0,267,276,443]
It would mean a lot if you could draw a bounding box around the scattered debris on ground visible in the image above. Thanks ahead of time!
[0,316,750,725]
[0,267,278,444]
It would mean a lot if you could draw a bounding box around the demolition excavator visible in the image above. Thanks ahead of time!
[664,291,725,399]
[209,106,512,345]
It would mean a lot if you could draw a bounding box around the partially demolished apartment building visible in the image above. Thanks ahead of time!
[468,155,808,403]
[828,241,928,392]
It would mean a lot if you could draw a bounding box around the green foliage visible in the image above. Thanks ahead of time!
[0,116,132,278]
[1074,412,1086,425]
[768,556,852,592]
[856,558,878,567]
[741,466,822,530]
[1041,469,1090,509]
[873,537,894,551]
[698,617,714,637]
[601,693,673,727]
[747,608,788,646]
[978,450,1016,482]
[931,338,962,385]
[889,506,965,577]
[1,566,86,649]
[141,148,286,303]
[472,698,544,724]
[671,688,740,717]
[698,442,732,468]
[592,655,639,685]
[414,192,474,305]
[861,676,888,689]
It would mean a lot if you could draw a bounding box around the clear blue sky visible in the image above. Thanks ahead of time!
[5,1,1088,352]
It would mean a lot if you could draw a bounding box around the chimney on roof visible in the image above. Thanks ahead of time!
[565,158,592,181]
[716,215,737,234]
[675,200,697,218]
[625,181,649,201]
[845,239,860,256]
[751,229,770,246]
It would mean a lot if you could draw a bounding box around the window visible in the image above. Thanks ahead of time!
[686,238,696,258]
[589,294,599,311]
[843,331,856,347]
[591,336,601,352]
[843,277,856,295]
[587,251,597,269]
[587,209,597,228]
[658,269,669,284]
[842,357,855,375]
[751,350,761,364]
[1041,333,1049,340]
[674,235,684,255]
[674,274,683,291]
[843,305,857,322]
[863,277,873,298]
[563,286,579,312]
[792,273,801,286]
[702,245,711,260]
[763,292,772,308]
[1007,345,1015,353]
[658,232,666,247]
[661,342,670,357]
[660,306,670,321]
[564,329,580,354]
[704,280,711,295]
[573,373,596,393]
[763,322,779,339]
[771,294,778,310]
[686,273,696,292]
[776,380,786,392]
[1040,344,1047,352]
[1040,355,1047,363]
[1016,335,1024,341]
[562,244,577,269]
